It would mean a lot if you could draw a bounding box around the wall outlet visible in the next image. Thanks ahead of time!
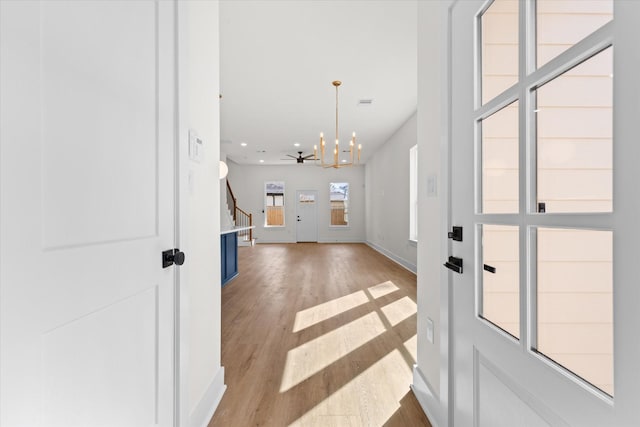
[427,174,437,197]
[426,317,434,344]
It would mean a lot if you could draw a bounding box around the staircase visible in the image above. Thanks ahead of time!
[226,180,255,246]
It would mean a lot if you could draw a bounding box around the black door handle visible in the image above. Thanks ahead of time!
[443,256,463,274]
[162,248,186,268]
[483,264,496,274]
[448,226,463,241]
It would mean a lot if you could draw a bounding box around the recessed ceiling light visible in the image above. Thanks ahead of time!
[294,142,300,147]
[342,159,347,163]
[259,159,264,163]
[240,142,247,147]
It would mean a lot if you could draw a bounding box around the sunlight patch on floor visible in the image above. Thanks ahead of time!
[293,291,369,333]
[280,311,387,392]
[367,281,400,299]
[403,334,418,364]
[380,296,417,327]
[289,349,413,426]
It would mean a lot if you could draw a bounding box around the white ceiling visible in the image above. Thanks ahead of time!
[219,0,417,166]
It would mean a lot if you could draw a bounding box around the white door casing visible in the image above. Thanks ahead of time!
[449,1,640,426]
[1,1,178,426]
[296,190,318,242]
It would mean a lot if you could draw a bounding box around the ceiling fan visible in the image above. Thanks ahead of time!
[282,151,315,164]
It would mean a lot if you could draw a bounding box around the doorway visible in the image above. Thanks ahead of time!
[446,0,640,425]
[296,190,318,242]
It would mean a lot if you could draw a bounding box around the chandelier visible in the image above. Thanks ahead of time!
[314,80,361,168]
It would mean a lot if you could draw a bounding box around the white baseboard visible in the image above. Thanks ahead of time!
[412,365,444,427]
[365,241,417,274]
[190,366,226,427]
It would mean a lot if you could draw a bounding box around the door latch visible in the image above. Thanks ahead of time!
[444,256,463,274]
[448,226,463,241]
[162,248,185,268]
[483,264,496,274]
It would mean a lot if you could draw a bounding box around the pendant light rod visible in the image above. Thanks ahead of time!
[316,80,361,168]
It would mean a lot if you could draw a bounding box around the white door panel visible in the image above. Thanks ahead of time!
[449,0,640,425]
[296,190,318,242]
[1,1,177,425]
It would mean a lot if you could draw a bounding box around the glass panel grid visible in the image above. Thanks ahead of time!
[481,0,519,104]
[480,224,520,339]
[535,48,613,213]
[536,0,613,69]
[481,101,519,214]
[535,227,613,396]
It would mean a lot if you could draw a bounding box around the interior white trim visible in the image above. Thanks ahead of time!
[365,241,417,274]
[176,1,189,424]
[189,367,226,427]
[412,365,444,427]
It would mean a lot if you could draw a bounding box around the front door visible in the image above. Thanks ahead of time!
[1,1,177,425]
[296,190,318,242]
[449,0,640,425]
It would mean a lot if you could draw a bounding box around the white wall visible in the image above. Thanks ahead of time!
[226,162,365,243]
[412,2,447,427]
[365,112,418,272]
[180,2,225,426]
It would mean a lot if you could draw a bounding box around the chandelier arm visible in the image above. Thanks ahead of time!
[317,80,359,168]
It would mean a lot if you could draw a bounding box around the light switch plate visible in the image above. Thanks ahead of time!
[427,174,437,197]
[426,317,434,343]
[188,130,204,163]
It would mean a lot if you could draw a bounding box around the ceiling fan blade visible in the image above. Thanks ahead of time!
[302,154,315,159]
[280,158,296,160]
[285,154,298,159]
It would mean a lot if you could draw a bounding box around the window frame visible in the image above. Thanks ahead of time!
[264,181,285,227]
[409,144,418,242]
[329,182,350,228]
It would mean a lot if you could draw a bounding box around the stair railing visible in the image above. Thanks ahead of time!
[235,207,253,242]
[226,180,237,223]
[226,180,253,242]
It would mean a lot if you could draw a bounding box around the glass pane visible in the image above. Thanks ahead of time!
[481,0,519,104]
[537,0,613,68]
[330,182,349,226]
[536,48,612,213]
[299,193,315,203]
[265,181,285,226]
[481,101,519,213]
[536,228,613,396]
[480,224,519,338]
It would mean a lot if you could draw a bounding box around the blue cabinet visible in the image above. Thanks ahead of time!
[220,232,238,286]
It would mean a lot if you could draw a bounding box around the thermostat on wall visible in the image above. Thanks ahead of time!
[188,130,204,163]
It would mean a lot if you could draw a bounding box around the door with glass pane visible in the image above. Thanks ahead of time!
[296,190,318,242]
[449,0,640,425]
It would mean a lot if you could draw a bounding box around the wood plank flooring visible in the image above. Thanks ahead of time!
[208,243,432,427]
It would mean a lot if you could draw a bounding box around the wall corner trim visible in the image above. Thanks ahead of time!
[190,366,226,427]
[412,365,444,427]
[365,241,417,274]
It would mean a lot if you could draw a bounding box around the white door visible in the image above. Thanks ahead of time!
[296,190,318,242]
[1,1,177,426]
[449,0,640,425]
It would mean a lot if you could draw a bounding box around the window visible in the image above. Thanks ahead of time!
[477,0,614,396]
[409,145,418,241]
[329,183,349,226]
[265,181,284,226]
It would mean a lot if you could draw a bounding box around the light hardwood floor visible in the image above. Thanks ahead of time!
[209,243,432,427]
